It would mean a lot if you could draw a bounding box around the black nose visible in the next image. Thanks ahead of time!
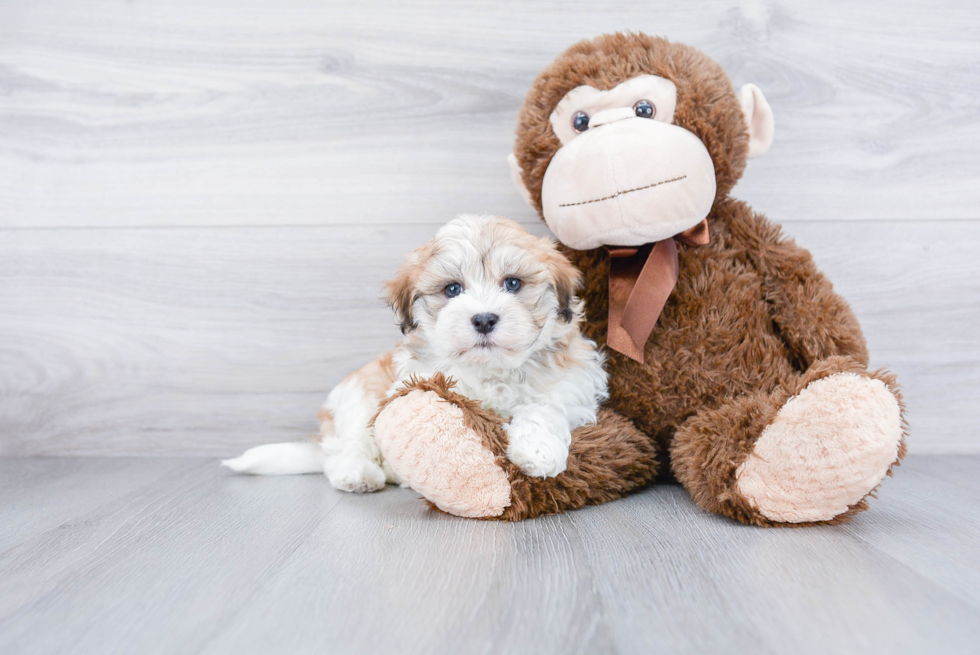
[471,313,499,335]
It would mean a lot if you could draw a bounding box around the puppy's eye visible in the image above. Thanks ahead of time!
[571,111,590,133]
[633,99,655,119]
[503,277,522,293]
[444,282,463,298]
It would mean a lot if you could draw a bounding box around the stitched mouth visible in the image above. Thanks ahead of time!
[558,175,687,208]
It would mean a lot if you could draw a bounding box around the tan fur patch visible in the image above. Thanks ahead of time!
[316,408,335,437]
[385,242,435,334]
[345,351,397,403]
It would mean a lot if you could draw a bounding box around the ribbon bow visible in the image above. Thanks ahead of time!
[606,219,710,363]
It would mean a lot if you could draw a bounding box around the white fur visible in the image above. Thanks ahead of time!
[222,215,608,491]
[504,404,572,477]
[392,321,606,427]
[393,337,606,481]
[318,376,391,492]
[221,442,324,476]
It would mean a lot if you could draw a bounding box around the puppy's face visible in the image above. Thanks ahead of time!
[386,215,581,369]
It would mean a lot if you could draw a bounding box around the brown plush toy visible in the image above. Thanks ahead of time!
[373,33,907,526]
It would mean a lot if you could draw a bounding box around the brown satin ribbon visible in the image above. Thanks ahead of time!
[606,219,710,363]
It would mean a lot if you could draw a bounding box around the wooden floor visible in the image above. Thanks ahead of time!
[0,456,977,655]
[2,4,977,653]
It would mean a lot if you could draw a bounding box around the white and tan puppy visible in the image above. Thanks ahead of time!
[222,215,608,492]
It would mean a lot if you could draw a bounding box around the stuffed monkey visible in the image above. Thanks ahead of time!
[373,33,906,526]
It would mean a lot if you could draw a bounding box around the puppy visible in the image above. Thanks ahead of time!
[222,215,608,492]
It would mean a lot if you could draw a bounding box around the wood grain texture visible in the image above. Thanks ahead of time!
[0,457,192,552]
[569,468,980,653]
[1,220,976,456]
[0,0,976,455]
[1,3,976,650]
[789,220,980,454]
[0,0,979,228]
[842,456,980,612]
[0,455,978,655]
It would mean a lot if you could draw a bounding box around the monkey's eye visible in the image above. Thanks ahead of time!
[633,99,656,119]
[445,282,463,298]
[571,111,590,133]
[503,277,522,293]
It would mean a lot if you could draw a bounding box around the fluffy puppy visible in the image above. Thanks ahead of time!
[222,215,608,492]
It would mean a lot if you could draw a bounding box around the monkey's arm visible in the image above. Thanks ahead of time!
[722,199,869,369]
[374,375,660,521]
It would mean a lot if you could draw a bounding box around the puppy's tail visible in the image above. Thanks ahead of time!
[221,441,325,475]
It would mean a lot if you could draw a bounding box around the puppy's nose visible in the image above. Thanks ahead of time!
[471,313,499,335]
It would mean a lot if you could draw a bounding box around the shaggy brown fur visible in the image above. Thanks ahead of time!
[671,358,907,527]
[514,34,750,216]
[378,33,907,525]
[377,374,660,521]
[569,199,875,457]
[509,33,908,525]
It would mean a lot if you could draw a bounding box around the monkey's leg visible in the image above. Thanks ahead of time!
[373,375,659,521]
[670,356,907,526]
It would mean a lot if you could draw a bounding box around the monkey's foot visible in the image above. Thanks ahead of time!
[374,387,511,518]
[735,372,903,523]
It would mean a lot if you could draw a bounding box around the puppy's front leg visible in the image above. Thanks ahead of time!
[318,352,398,493]
[504,404,572,478]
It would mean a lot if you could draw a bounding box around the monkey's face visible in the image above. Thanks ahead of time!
[541,75,716,250]
[509,34,774,251]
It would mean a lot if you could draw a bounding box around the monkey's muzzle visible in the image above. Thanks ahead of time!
[540,117,716,250]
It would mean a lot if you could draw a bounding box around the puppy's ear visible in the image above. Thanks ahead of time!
[384,261,420,334]
[386,239,438,334]
[546,245,582,323]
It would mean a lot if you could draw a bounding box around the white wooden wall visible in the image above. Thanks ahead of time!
[1,0,978,455]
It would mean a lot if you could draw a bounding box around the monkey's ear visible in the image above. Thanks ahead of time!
[548,251,583,323]
[384,265,419,334]
[739,84,774,159]
[507,153,534,207]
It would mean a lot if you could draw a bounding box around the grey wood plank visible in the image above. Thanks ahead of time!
[0,457,192,552]
[197,487,612,655]
[790,221,980,453]
[1,221,976,456]
[0,456,978,655]
[0,0,978,228]
[842,455,980,612]
[0,459,610,655]
[0,459,346,655]
[569,484,980,655]
[900,455,980,494]
[0,224,430,456]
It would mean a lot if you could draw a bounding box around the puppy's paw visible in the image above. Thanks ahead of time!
[505,419,570,478]
[381,458,403,486]
[324,453,387,493]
